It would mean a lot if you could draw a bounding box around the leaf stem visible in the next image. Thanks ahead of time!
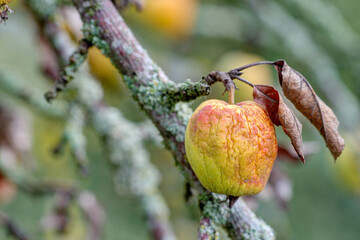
[230,74,255,88]
[233,61,275,72]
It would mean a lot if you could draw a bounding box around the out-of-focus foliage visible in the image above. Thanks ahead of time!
[0,0,360,240]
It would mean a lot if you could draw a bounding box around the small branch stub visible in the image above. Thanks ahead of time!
[228,85,235,105]
[203,71,238,104]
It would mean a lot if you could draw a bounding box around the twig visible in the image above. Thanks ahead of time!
[203,71,239,96]
[78,191,105,240]
[165,81,211,104]
[41,190,75,234]
[45,39,91,103]
[63,104,89,175]
[24,0,73,67]
[52,104,89,176]
[232,61,275,72]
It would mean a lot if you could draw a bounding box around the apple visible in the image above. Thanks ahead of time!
[185,99,277,196]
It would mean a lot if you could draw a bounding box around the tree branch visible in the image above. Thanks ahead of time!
[69,0,275,239]
[165,80,211,104]
[226,200,275,239]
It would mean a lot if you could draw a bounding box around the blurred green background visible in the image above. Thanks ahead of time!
[1,0,360,239]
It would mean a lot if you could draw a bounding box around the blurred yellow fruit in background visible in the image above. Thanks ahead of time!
[132,0,198,39]
[88,47,121,89]
[209,51,274,102]
[333,134,360,194]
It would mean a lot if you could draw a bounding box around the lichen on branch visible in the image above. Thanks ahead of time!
[165,80,211,104]
[45,39,92,103]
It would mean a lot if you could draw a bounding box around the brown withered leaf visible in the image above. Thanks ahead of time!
[274,60,345,160]
[253,85,304,162]
[278,96,304,162]
[253,85,280,126]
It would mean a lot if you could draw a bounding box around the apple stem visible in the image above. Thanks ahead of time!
[229,85,235,104]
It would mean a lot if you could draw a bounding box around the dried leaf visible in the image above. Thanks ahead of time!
[253,85,280,126]
[253,85,304,161]
[278,96,304,162]
[274,60,345,159]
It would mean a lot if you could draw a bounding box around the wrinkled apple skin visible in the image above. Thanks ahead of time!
[185,99,277,196]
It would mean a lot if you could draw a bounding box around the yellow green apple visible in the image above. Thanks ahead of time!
[185,99,277,196]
